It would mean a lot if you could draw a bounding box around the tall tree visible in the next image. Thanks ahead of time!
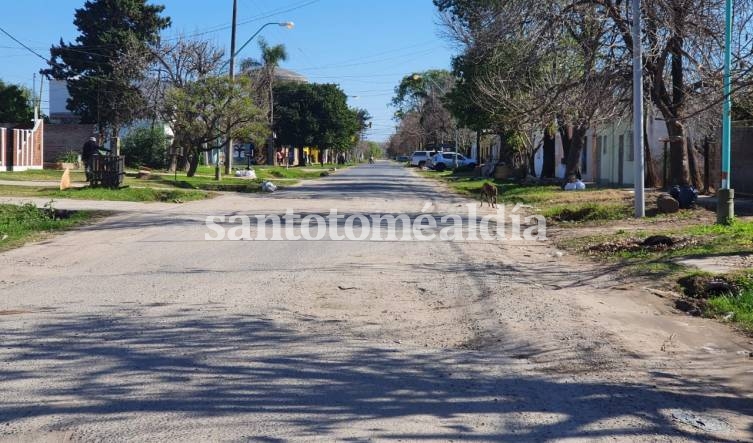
[43,0,170,146]
[163,75,267,176]
[143,36,226,171]
[437,0,753,186]
[273,82,360,164]
[392,69,457,148]
[0,81,34,123]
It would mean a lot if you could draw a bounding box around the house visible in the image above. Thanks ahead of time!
[48,79,80,124]
[533,113,669,186]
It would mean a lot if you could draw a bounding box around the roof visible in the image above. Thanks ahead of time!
[243,66,308,84]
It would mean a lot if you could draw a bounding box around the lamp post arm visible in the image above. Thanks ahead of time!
[220,22,279,71]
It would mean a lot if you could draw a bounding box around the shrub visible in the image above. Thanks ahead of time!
[121,127,169,169]
[56,150,80,164]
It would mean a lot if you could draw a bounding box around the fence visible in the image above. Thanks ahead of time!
[0,128,5,171]
[0,120,44,171]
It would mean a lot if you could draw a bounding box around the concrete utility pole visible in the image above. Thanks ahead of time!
[717,0,735,224]
[223,0,238,177]
[632,0,645,217]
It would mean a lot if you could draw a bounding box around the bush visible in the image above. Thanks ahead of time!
[57,150,80,163]
[121,127,169,169]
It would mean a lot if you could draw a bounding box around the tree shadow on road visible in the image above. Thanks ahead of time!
[0,309,750,441]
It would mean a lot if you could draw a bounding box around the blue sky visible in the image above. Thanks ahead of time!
[0,0,456,141]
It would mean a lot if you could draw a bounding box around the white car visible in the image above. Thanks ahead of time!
[410,151,431,167]
[429,152,476,170]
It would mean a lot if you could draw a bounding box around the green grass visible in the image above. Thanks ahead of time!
[707,290,753,332]
[543,202,632,222]
[0,169,87,182]
[126,173,263,193]
[0,185,209,202]
[255,166,331,180]
[419,169,633,221]
[129,165,338,192]
[0,203,94,251]
[676,269,753,333]
[563,219,753,281]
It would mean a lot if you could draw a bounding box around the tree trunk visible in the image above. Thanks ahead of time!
[666,120,690,186]
[564,125,586,179]
[541,129,556,178]
[686,137,703,190]
[643,114,660,187]
[558,123,573,179]
[565,128,585,179]
[186,149,199,177]
[266,137,275,166]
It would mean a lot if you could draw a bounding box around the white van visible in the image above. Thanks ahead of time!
[410,151,430,167]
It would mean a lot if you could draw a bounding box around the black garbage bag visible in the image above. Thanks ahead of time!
[670,185,699,209]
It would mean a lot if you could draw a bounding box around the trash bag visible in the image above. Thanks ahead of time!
[235,169,257,179]
[670,185,698,209]
[262,181,277,192]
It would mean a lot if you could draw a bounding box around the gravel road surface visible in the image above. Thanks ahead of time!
[0,162,751,442]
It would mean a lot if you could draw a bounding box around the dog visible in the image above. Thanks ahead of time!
[479,182,498,208]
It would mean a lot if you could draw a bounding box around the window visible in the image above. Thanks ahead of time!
[443,153,454,159]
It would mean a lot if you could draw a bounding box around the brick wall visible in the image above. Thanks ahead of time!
[44,124,96,164]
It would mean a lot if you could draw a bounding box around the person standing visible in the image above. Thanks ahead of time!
[82,136,99,181]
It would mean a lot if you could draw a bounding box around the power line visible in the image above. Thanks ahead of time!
[0,26,48,63]
[162,0,320,41]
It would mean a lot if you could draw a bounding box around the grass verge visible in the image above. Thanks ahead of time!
[562,220,753,279]
[0,203,95,252]
[0,169,86,182]
[676,269,753,334]
[0,185,209,202]
[418,169,632,222]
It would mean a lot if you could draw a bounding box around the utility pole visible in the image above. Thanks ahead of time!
[632,0,645,217]
[717,0,735,224]
[222,0,238,177]
[32,73,38,122]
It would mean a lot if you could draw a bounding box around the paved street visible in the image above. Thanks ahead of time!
[0,162,752,442]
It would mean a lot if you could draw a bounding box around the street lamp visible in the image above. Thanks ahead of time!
[220,22,295,72]
[220,16,294,176]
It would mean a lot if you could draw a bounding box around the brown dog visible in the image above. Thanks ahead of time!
[479,183,498,208]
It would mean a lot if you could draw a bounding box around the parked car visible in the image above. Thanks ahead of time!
[429,152,476,170]
[396,155,410,162]
[410,151,431,167]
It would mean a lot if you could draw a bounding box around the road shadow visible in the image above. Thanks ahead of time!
[0,310,750,441]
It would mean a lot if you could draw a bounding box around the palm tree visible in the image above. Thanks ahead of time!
[258,38,288,164]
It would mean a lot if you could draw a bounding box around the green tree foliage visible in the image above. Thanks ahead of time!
[121,126,169,169]
[43,0,171,137]
[392,69,457,149]
[0,80,34,123]
[164,75,267,176]
[273,82,360,161]
[366,141,382,159]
